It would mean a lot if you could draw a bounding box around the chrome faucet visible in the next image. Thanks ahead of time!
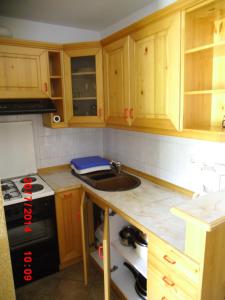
[110,160,121,174]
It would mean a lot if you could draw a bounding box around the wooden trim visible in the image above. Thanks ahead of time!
[63,41,101,50]
[38,164,70,174]
[101,0,207,46]
[103,208,110,300]
[80,190,88,286]
[106,124,225,142]
[0,37,62,49]
[122,165,194,197]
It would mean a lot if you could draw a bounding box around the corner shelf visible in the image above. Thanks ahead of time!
[42,50,66,128]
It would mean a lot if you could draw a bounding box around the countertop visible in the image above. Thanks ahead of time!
[40,168,225,253]
[40,168,189,252]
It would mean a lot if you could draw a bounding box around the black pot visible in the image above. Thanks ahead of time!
[123,262,147,300]
[119,226,137,248]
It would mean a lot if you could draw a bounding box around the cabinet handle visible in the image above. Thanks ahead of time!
[124,108,129,119]
[162,276,175,287]
[98,108,102,117]
[163,255,176,265]
[43,82,48,92]
[98,245,103,260]
[63,193,72,199]
[130,108,134,119]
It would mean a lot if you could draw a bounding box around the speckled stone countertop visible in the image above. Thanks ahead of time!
[40,168,190,252]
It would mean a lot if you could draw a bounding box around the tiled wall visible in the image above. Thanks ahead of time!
[0,115,103,169]
[103,128,225,193]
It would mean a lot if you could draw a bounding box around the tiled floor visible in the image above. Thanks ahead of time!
[16,262,120,300]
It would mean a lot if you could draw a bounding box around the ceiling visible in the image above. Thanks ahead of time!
[0,0,154,31]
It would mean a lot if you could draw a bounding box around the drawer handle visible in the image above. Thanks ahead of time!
[63,193,72,199]
[98,245,103,260]
[162,276,175,287]
[163,255,176,265]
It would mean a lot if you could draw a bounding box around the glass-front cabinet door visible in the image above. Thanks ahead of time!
[64,46,104,125]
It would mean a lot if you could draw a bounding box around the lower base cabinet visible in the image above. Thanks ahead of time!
[55,188,82,269]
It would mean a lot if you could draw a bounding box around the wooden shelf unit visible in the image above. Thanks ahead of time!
[183,0,225,131]
[43,50,67,128]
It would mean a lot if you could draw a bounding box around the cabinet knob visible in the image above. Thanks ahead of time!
[144,47,148,54]
[130,108,134,119]
[141,90,144,95]
[162,276,175,287]
[63,193,72,199]
[114,70,118,75]
[98,245,103,260]
[98,108,102,117]
[43,82,48,92]
[161,297,168,300]
[124,108,129,119]
[163,255,176,265]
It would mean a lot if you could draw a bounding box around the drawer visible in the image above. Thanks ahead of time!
[149,256,198,299]
[148,271,197,300]
[149,234,200,285]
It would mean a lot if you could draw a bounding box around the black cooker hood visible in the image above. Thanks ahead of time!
[0,99,57,115]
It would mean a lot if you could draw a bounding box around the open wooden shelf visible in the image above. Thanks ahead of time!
[184,89,225,95]
[183,0,225,133]
[185,41,225,54]
[73,97,96,100]
[72,71,96,76]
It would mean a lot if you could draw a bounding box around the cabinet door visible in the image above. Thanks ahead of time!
[55,189,82,269]
[130,12,181,130]
[103,37,130,126]
[64,47,104,125]
[0,45,49,98]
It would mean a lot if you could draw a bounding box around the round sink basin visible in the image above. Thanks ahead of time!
[93,173,141,192]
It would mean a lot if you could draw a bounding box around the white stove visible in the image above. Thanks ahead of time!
[2,174,54,206]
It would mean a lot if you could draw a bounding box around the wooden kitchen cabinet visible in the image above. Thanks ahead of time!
[103,37,130,126]
[129,11,181,130]
[55,188,82,269]
[63,43,104,126]
[0,45,49,99]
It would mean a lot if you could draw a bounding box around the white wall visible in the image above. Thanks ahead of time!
[0,15,100,43]
[100,0,176,38]
[103,128,225,194]
[0,115,103,169]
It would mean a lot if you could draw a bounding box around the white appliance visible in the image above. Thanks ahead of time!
[0,121,54,206]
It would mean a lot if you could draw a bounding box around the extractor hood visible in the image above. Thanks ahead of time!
[0,99,57,115]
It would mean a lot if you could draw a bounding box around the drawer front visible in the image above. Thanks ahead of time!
[149,235,200,285]
[149,256,197,299]
[148,272,196,300]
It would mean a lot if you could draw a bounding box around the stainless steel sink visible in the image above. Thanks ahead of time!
[73,170,141,191]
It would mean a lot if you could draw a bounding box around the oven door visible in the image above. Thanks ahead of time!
[8,218,56,251]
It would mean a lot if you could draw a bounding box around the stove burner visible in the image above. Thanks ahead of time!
[20,177,37,183]
[1,180,21,201]
[22,184,44,193]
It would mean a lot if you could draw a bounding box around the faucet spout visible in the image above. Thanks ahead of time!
[110,160,121,174]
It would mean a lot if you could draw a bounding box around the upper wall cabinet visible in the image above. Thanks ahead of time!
[0,45,49,99]
[183,0,225,132]
[130,12,181,130]
[63,45,104,126]
[103,37,130,126]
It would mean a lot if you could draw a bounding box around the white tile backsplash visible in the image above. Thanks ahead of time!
[0,115,104,169]
[1,114,224,193]
[103,128,225,193]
